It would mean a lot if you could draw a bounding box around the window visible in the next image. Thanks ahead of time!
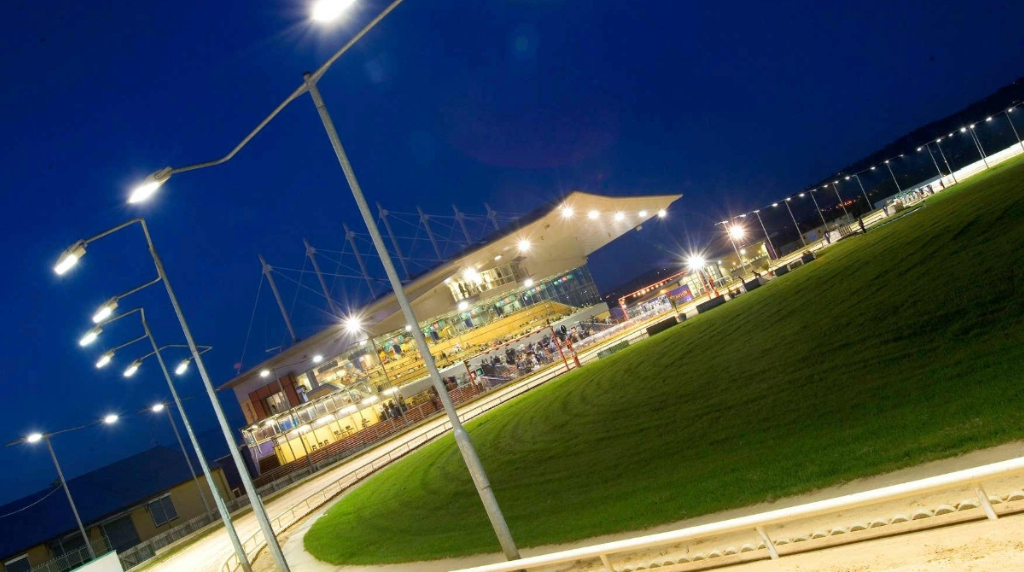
[4,555,30,572]
[147,494,178,527]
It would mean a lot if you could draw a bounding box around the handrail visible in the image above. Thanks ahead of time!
[449,456,1024,572]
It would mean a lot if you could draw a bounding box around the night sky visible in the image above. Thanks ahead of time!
[1,0,1022,504]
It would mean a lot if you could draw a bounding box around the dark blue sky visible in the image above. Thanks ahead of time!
[1,0,1022,504]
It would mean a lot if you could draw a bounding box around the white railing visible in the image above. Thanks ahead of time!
[449,456,1024,572]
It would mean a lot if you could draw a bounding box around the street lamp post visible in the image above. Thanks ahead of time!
[93,306,246,569]
[808,189,829,229]
[751,210,775,261]
[301,75,520,560]
[155,403,214,520]
[848,175,873,211]
[920,144,945,185]
[884,160,902,192]
[934,137,958,184]
[118,0,522,560]
[1005,107,1024,152]
[720,221,750,277]
[782,199,808,247]
[965,125,989,169]
[830,182,849,218]
[55,222,265,571]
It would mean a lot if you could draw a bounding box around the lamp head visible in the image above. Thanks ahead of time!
[174,359,189,375]
[79,327,102,347]
[91,297,118,324]
[151,403,165,413]
[123,360,141,377]
[102,414,119,425]
[96,351,114,369]
[25,433,43,444]
[127,167,172,204]
[311,0,356,23]
[54,241,86,275]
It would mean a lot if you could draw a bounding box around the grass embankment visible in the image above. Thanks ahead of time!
[306,156,1024,564]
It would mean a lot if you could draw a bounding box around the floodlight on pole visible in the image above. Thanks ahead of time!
[344,316,363,334]
[152,403,166,413]
[174,359,189,375]
[79,327,101,347]
[52,218,259,571]
[91,297,119,323]
[123,360,141,378]
[102,414,119,425]
[53,241,86,275]
[311,0,356,23]
[728,225,745,240]
[686,255,706,269]
[96,351,114,368]
[127,168,172,204]
[26,432,43,444]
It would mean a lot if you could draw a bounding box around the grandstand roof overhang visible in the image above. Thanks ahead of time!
[218,191,680,392]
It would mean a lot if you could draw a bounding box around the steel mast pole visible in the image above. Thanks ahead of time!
[164,407,214,520]
[46,436,95,559]
[808,189,829,228]
[830,182,849,218]
[377,203,411,280]
[453,204,473,245]
[138,221,291,572]
[752,210,776,260]
[302,73,521,561]
[968,127,990,168]
[935,139,958,183]
[417,206,444,261]
[884,161,902,192]
[850,175,872,209]
[140,311,251,571]
[1005,108,1024,152]
[782,199,807,247]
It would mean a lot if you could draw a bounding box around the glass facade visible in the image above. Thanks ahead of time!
[242,263,604,466]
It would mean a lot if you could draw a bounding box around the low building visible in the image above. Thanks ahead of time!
[0,447,231,572]
[217,191,681,479]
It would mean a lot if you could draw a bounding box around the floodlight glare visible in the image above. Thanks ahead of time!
[657,209,667,218]
[638,210,648,217]
[613,212,625,221]
[151,403,165,413]
[96,351,114,369]
[127,168,172,204]
[53,241,86,275]
[587,210,599,219]
[728,225,745,240]
[344,316,362,334]
[103,414,119,425]
[79,327,101,347]
[312,354,323,364]
[26,433,43,444]
[457,301,469,311]
[123,360,141,377]
[560,205,574,218]
[517,239,531,252]
[311,0,356,23]
[686,255,706,269]
[174,359,189,375]
[91,298,118,324]
[259,369,270,378]
[524,278,534,287]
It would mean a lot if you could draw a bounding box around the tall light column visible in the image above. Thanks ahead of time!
[934,137,958,183]
[830,182,849,218]
[43,436,94,558]
[752,210,776,260]
[159,404,214,520]
[808,189,829,229]
[920,144,944,183]
[1005,107,1024,152]
[782,199,808,247]
[301,73,520,561]
[848,175,873,210]
[884,160,902,192]
[967,124,990,168]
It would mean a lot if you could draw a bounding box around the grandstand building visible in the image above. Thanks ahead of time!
[217,191,680,479]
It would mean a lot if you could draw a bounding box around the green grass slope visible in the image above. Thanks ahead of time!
[305,156,1024,564]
